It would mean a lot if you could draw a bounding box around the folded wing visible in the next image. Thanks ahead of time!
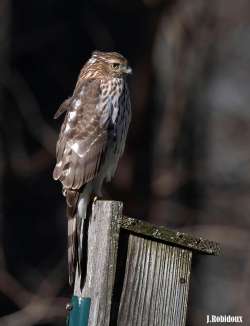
[53,79,110,190]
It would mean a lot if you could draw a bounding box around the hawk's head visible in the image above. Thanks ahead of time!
[81,51,132,79]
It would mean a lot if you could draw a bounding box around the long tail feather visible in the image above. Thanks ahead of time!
[65,184,92,285]
[65,189,79,285]
[76,183,92,276]
[67,211,77,285]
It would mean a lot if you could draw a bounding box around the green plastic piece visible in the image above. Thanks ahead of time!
[68,296,91,326]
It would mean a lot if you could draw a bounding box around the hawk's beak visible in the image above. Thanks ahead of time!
[125,66,132,74]
[123,65,132,74]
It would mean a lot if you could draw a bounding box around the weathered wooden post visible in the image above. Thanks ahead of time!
[68,200,220,326]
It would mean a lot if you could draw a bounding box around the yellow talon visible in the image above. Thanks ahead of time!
[93,196,99,204]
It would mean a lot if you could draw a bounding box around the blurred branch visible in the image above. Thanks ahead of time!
[0,0,9,270]
[180,224,250,252]
[153,0,215,163]
[0,258,67,326]
[0,68,57,176]
[0,296,66,326]
[1,70,57,155]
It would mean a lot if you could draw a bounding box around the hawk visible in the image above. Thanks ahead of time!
[53,51,132,285]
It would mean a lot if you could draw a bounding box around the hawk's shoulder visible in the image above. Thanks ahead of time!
[53,78,101,120]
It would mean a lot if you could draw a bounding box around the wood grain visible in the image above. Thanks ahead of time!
[117,234,192,326]
[73,200,123,326]
[72,201,219,326]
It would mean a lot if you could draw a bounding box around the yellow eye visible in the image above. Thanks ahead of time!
[112,62,120,69]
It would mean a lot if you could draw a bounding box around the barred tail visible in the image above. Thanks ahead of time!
[67,211,77,285]
[76,183,92,276]
[65,184,92,285]
[65,189,79,285]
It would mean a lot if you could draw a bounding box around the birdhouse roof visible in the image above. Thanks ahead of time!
[121,216,220,255]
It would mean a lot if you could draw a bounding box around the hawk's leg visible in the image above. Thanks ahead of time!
[94,175,105,197]
[92,175,105,205]
[92,195,100,205]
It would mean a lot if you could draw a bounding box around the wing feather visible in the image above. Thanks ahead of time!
[53,79,111,190]
[53,98,71,119]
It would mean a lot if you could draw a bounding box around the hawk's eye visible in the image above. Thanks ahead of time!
[112,62,120,70]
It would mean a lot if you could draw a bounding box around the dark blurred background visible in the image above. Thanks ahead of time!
[1,0,250,325]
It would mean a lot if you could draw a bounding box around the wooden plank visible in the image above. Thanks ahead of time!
[72,200,220,325]
[73,200,123,326]
[121,216,220,255]
[117,234,192,326]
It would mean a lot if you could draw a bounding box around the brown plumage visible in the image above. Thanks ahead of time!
[53,51,132,285]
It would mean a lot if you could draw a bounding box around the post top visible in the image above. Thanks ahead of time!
[121,215,220,255]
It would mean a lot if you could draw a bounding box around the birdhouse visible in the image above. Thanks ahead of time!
[67,200,220,326]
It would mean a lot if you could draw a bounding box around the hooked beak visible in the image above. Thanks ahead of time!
[122,64,132,74]
[125,66,132,74]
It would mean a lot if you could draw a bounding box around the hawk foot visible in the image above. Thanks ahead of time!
[92,195,103,205]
